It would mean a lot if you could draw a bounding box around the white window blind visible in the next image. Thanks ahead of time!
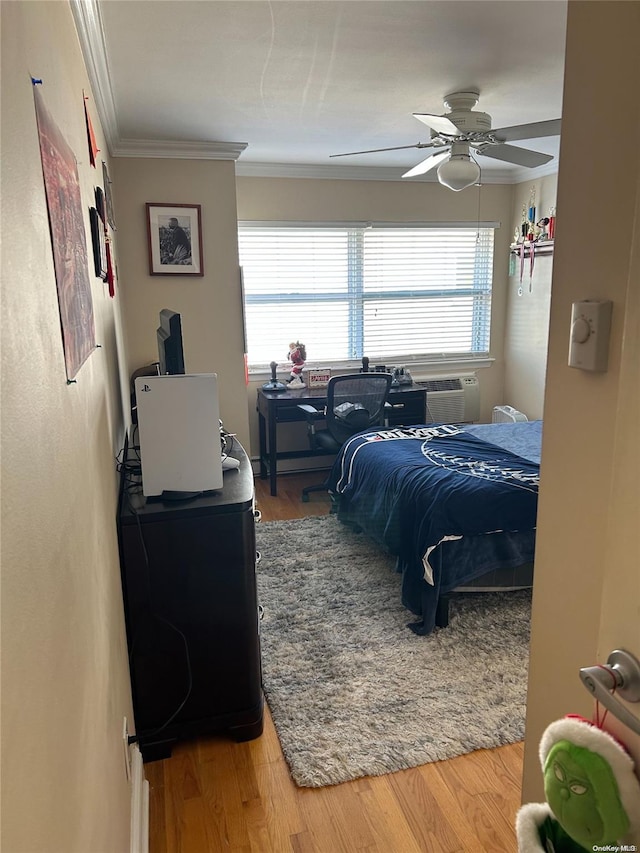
[238,223,495,368]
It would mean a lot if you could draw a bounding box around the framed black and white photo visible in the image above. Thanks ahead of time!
[146,203,203,276]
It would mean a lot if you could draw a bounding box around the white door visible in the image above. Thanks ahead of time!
[521,0,640,803]
[593,183,640,760]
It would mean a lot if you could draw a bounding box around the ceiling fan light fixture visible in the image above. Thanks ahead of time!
[437,154,480,191]
[331,91,560,182]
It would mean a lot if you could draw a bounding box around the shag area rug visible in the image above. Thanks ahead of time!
[255,514,531,788]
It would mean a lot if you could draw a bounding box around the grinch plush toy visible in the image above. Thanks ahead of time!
[517,716,640,852]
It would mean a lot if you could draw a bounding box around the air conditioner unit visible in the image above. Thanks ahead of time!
[492,405,528,424]
[416,373,480,424]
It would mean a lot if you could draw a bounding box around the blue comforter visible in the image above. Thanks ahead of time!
[327,422,541,633]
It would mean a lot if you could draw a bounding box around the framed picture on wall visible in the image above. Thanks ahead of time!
[102,161,116,230]
[146,203,203,276]
[89,206,107,280]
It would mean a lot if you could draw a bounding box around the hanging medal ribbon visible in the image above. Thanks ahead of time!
[105,236,115,298]
[529,241,535,291]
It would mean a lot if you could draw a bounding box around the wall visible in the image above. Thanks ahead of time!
[504,173,558,419]
[1,3,134,851]
[522,0,640,804]
[236,176,514,457]
[112,158,251,451]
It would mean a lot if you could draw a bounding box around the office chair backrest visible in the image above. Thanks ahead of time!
[325,373,392,445]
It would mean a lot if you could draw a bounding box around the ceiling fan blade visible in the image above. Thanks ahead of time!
[478,143,554,168]
[330,142,436,158]
[492,118,562,142]
[402,150,450,179]
[413,113,459,136]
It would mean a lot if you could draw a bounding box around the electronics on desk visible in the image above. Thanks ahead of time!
[221,456,240,470]
[129,363,160,424]
[371,364,413,387]
[262,360,287,392]
[130,307,186,424]
[135,373,223,497]
[157,308,185,376]
[391,366,413,386]
[219,420,241,470]
[360,358,412,386]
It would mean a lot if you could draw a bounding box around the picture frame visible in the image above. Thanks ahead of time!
[101,161,116,230]
[146,203,203,276]
[308,368,332,388]
[89,206,107,280]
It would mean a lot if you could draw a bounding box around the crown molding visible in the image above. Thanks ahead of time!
[113,138,248,160]
[70,0,119,154]
[70,0,558,182]
[71,0,246,161]
[234,161,530,184]
[235,162,425,181]
[509,159,560,185]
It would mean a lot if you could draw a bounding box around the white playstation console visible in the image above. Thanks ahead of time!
[134,373,223,497]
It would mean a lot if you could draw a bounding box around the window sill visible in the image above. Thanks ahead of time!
[248,357,494,383]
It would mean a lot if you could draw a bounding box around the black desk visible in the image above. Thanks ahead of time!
[257,383,426,495]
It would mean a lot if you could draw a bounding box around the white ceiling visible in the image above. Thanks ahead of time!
[75,0,568,183]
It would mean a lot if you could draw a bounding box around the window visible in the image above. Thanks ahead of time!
[238,223,495,368]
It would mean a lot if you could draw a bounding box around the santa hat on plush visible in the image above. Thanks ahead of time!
[517,716,640,852]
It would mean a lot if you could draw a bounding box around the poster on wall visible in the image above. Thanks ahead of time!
[33,86,95,380]
[83,92,99,167]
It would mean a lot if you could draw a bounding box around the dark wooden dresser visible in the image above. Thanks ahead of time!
[117,442,263,761]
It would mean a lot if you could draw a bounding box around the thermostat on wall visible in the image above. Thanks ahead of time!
[568,299,613,372]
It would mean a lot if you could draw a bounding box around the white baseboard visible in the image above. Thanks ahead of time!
[130,744,149,853]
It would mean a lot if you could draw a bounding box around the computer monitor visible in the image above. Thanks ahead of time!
[157,308,185,375]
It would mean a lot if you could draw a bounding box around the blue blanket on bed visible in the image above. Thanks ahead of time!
[327,423,540,633]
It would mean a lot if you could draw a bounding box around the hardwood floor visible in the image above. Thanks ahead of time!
[146,472,524,852]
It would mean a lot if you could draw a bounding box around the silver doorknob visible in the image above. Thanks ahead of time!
[579,649,640,736]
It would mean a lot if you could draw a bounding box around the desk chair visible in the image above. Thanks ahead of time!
[298,373,392,502]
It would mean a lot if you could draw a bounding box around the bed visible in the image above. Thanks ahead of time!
[326,420,542,634]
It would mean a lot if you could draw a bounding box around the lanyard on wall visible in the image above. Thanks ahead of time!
[520,241,536,290]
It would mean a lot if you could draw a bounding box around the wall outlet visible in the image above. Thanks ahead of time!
[122,716,131,781]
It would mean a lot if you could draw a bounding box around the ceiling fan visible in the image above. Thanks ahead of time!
[330,90,561,191]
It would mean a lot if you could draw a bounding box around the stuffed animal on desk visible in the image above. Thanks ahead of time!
[286,341,306,388]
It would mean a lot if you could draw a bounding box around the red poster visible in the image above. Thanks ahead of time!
[83,92,99,167]
[34,86,96,380]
